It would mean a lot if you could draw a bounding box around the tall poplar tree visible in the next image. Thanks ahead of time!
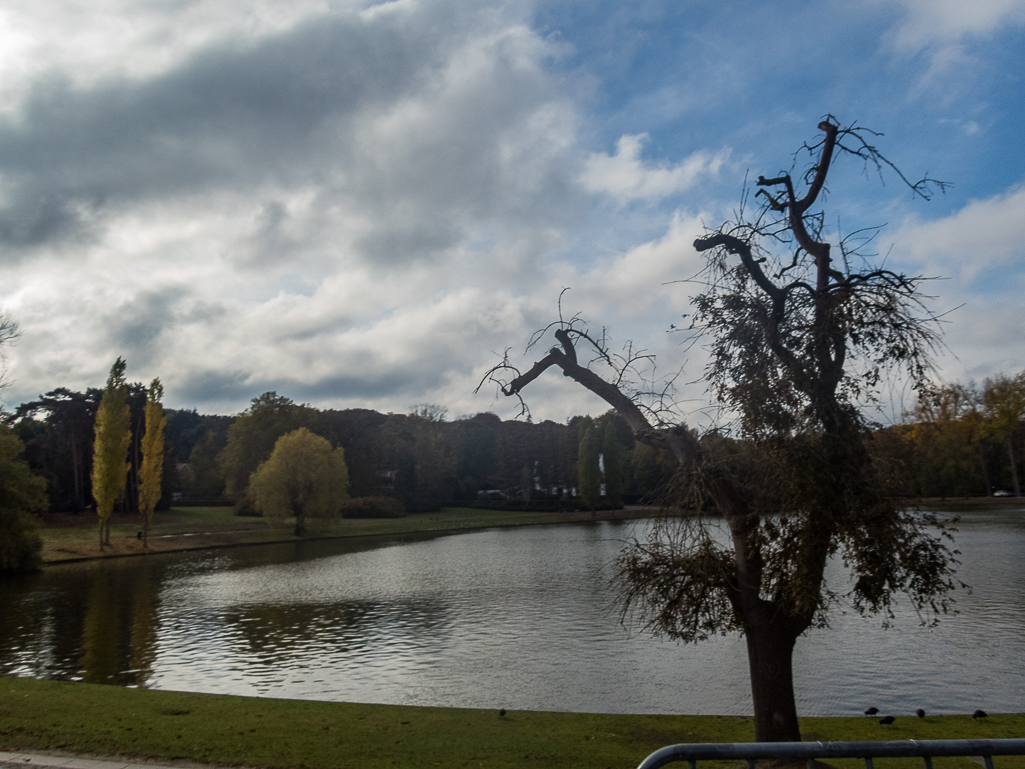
[92,358,131,548]
[576,417,600,510]
[138,378,166,547]
[601,418,625,507]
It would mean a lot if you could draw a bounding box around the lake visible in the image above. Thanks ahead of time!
[1,508,1023,716]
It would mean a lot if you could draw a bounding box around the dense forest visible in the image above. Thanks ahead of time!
[7,370,1024,516]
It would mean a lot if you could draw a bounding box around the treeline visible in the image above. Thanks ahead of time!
[11,369,1022,518]
[876,371,1025,497]
[11,390,678,515]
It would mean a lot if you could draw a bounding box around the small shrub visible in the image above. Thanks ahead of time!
[339,496,406,519]
[0,508,43,573]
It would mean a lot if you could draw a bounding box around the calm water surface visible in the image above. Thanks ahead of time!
[2,509,1023,716]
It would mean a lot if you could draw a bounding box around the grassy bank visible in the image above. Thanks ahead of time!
[37,497,1023,564]
[2,677,1022,769]
[37,505,651,564]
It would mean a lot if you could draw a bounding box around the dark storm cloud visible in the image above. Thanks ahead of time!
[0,5,470,250]
[173,367,440,413]
[0,191,104,248]
[103,287,189,365]
[171,368,255,411]
[0,0,581,278]
[356,221,462,263]
[276,369,440,402]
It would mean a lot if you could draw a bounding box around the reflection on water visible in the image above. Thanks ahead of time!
[1,510,1024,716]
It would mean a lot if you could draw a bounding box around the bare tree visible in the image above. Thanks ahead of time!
[479,117,959,742]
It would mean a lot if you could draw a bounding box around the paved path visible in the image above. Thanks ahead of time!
[0,751,218,769]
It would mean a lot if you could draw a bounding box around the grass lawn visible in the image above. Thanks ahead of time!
[37,505,651,564]
[2,677,1022,769]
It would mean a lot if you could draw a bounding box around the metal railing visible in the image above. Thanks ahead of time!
[638,739,1025,769]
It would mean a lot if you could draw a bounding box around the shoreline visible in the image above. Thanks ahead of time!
[36,505,655,566]
[913,495,1025,508]
[34,496,1022,566]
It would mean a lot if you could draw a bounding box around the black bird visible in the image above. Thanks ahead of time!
[879,716,896,725]
[499,708,506,717]
[916,709,925,719]
[864,707,879,716]
[973,710,987,719]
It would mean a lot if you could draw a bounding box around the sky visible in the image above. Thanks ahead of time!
[0,0,1022,424]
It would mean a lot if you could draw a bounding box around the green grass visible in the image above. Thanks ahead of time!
[152,505,244,527]
[1,677,1022,769]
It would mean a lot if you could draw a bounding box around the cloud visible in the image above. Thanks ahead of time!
[580,134,728,204]
[0,2,578,265]
[0,0,378,109]
[873,0,1025,92]
[878,0,1025,49]
[890,182,1025,384]
[893,183,1025,282]
[0,0,587,414]
[572,211,706,317]
[102,286,189,366]
[0,0,1017,428]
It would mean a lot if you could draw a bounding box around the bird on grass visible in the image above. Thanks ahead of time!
[879,716,896,725]
[864,707,879,716]
[973,710,987,719]
[916,709,925,719]
[499,709,506,718]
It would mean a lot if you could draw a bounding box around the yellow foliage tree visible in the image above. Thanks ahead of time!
[250,427,349,536]
[138,378,166,547]
[91,358,131,548]
[983,372,1025,496]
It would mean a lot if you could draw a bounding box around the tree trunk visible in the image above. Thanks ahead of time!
[744,613,802,742]
[293,503,306,537]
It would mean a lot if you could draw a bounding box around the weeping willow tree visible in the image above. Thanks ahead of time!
[92,358,131,548]
[480,117,959,742]
[250,427,349,536]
